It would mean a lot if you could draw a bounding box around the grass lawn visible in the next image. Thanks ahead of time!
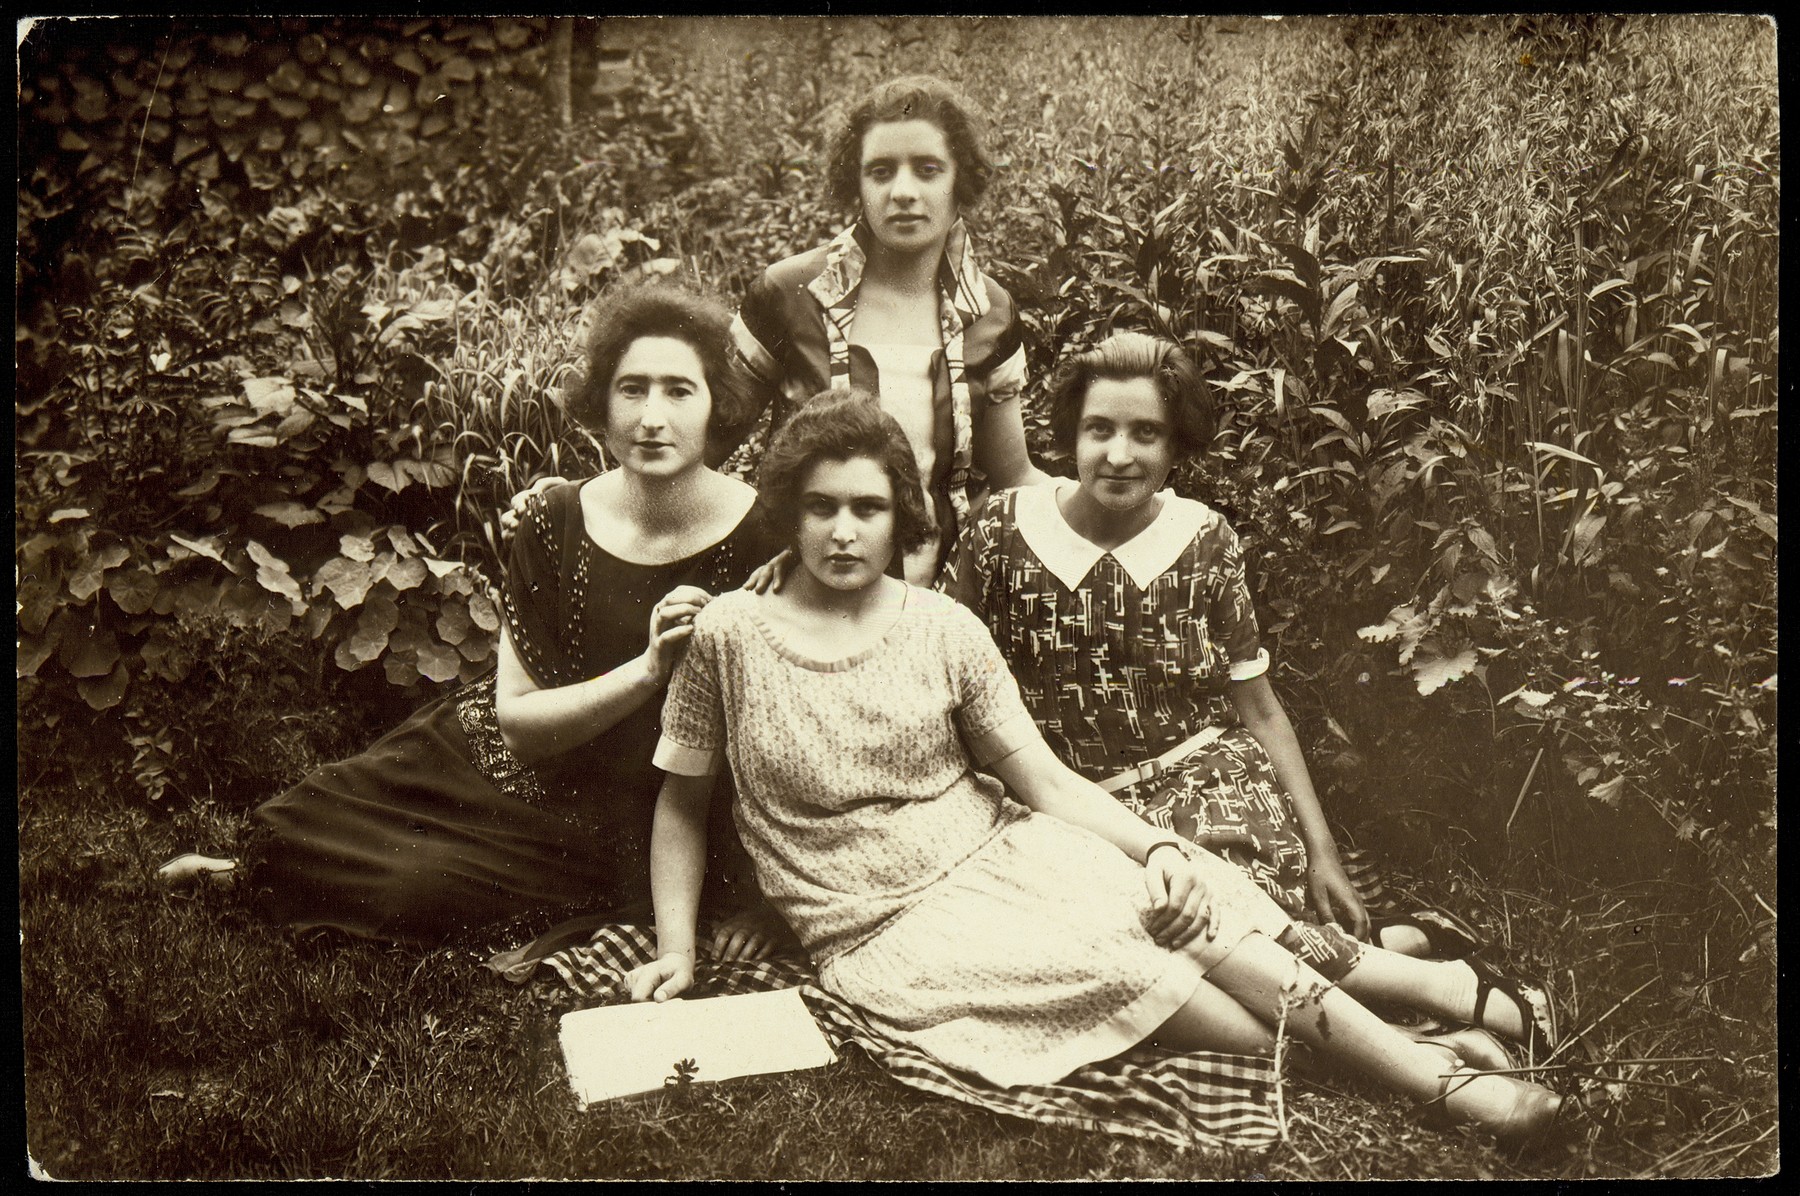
[20,759,1776,1181]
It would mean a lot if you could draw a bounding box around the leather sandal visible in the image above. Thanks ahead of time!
[1466,956,1559,1064]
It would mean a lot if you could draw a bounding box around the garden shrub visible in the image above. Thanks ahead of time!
[16,16,1777,931]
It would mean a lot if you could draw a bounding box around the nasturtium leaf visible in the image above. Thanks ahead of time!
[388,618,431,655]
[68,544,131,602]
[384,652,420,687]
[415,641,463,683]
[423,558,460,578]
[387,526,421,557]
[255,501,325,528]
[106,567,159,614]
[386,557,428,592]
[436,600,472,645]
[314,556,374,609]
[366,461,406,493]
[78,661,131,710]
[63,623,121,678]
[467,591,499,631]
[17,628,60,678]
[1411,647,1478,696]
[339,533,377,562]
[458,635,494,662]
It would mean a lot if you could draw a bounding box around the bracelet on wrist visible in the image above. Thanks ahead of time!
[1143,840,1187,866]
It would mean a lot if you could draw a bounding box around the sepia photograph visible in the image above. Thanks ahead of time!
[17,14,1777,1180]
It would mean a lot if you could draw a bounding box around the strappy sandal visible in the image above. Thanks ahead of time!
[1466,956,1559,1064]
[155,853,238,886]
[1372,906,1486,959]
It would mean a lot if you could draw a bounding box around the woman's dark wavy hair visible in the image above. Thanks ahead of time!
[825,75,993,212]
[1046,332,1216,459]
[562,280,756,445]
[757,389,935,556]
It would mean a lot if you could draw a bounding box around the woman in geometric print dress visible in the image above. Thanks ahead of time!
[159,282,785,956]
[939,332,1558,1062]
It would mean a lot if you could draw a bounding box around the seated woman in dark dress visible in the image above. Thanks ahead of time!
[159,281,786,958]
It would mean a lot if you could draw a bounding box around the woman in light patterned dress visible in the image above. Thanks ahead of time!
[624,390,1570,1147]
[938,332,1560,1067]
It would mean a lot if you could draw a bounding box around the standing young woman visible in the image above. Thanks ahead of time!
[728,74,1052,584]
[160,283,784,957]
[626,391,1576,1147]
[939,332,1559,1064]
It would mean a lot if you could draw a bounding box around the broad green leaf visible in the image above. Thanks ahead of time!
[77,661,130,710]
[245,540,304,607]
[1366,388,1424,422]
[62,622,121,678]
[242,375,297,415]
[1412,646,1477,695]
[314,556,374,609]
[386,557,428,592]
[67,544,130,602]
[17,627,60,678]
[415,641,463,683]
[106,567,159,615]
[339,533,377,562]
[48,508,91,523]
[1588,776,1627,807]
[366,461,407,493]
[255,501,325,528]
[468,591,500,632]
[436,600,472,645]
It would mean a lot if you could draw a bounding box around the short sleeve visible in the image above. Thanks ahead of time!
[1212,523,1269,682]
[653,620,727,777]
[499,489,564,688]
[967,281,1026,404]
[945,603,1040,766]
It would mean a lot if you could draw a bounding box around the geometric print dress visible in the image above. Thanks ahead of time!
[939,482,1362,978]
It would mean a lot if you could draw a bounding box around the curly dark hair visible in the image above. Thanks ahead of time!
[824,75,993,213]
[1045,332,1216,459]
[561,280,756,446]
[757,389,935,556]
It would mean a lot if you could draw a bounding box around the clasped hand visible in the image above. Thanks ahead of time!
[1140,849,1218,951]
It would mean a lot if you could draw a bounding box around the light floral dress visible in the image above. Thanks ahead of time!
[653,586,1292,1088]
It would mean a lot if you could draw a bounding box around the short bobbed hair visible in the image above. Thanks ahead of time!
[825,75,993,212]
[757,389,935,556]
[562,281,755,445]
[1046,332,1216,458]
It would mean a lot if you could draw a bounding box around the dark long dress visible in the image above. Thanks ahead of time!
[245,480,776,943]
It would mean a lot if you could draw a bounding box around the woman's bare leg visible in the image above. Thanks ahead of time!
[1202,933,1558,1127]
[1149,977,1278,1055]
[1335,948,1527,1041]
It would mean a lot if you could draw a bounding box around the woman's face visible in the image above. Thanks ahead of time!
[603,336,712,478]
[859,118,958,257]
[795,455,897,593]
[1073,376,1176,516]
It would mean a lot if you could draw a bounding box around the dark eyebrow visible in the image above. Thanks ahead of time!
[613,372,700,386]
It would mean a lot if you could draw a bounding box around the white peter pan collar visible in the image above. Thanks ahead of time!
[1014,482,1222,591]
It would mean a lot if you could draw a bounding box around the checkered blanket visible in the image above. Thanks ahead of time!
[507,923,1285,1150]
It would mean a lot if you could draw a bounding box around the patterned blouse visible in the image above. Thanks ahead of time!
[937,483,1271,782]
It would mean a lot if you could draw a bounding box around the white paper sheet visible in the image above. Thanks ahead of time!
[558,988,838,1106]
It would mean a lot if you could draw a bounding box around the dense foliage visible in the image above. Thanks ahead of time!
[17,15,1776,945]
